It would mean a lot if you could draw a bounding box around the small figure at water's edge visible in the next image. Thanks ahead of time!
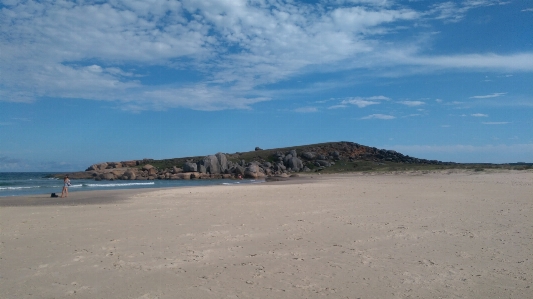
[60,175,70,198]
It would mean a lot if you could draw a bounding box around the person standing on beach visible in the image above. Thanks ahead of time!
[60,175,70,198]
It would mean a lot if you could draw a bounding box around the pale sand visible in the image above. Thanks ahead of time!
[1,171,531,299]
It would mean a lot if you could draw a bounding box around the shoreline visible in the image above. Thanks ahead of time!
[2,169,530,205]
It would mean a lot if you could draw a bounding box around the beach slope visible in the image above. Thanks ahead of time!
[1,171,531,298]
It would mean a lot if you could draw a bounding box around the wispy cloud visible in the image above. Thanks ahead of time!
[338,96,390,108]
[294,107,319,113]
[470,92,506,99]
[482,121,509,125]
[398,100,424,106]
[471,113,488,117]
[428,0,510,23]
[361,114,395,120]
[328,105,348,109]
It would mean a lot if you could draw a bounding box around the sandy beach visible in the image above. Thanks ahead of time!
[1,170,531,299]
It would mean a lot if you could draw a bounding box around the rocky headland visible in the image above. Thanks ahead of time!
[60,141,453,181]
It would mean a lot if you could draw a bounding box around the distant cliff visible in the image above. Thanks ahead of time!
[61,141,453,180]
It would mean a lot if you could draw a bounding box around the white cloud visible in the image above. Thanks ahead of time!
[343,99,380,108]
[482,122,509,125]
[1,0,531,111]
[328,105,348,109]
[398,100,424,106]
[521,8,533,12]
[470,92,507,99]
[340,96,390,108]
[471,113,488,117]
[361,114,395,119]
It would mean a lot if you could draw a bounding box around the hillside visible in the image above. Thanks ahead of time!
[59,141,530,180]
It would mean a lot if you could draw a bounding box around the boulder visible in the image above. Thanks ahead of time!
[287,157,304,171]
[111,170,126,177]
[255,147,263,151]
[244,169,266,179]
[107,162,122,168]
[198,164,207,174]
[176,173,191,180]
[232,165,245,175]
[86,162,108,171]
[201,155,220,174]
[99,173,115,180]
[172,166,182,173]
[244,164,265,179]
[215,153,228,173]
[142,164,154,171]
[148,168,157,176]
[289,149,297,157]
[123,170,136,180]
[274,163,286,171]
[183,162,197,172]
[189,172,201,179]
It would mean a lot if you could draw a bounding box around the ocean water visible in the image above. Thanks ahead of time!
[0,172,262,197]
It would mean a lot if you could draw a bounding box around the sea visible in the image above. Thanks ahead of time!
[0,172,262,197]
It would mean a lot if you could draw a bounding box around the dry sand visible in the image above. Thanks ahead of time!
[1,170,531,299]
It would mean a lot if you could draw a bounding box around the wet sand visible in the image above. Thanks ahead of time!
[1,170,531,298]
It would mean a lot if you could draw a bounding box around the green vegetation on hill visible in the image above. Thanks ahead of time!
[137,141,532,173]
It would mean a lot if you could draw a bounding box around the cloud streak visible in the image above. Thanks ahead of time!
[470,92,507,99]
[361,114,396,120]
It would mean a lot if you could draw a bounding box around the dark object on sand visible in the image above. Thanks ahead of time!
[51,193,59,198]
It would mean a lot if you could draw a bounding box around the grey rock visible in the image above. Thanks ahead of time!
[201,155,220,174]
[289,150,297,157]
[183,162,198,172]
[216,152,228,173]
[287,157,304,171]
[198,164,207,174]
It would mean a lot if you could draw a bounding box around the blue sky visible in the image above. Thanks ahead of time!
[1,0,532,171]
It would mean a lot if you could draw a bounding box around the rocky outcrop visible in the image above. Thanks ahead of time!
[68,141,452,181]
